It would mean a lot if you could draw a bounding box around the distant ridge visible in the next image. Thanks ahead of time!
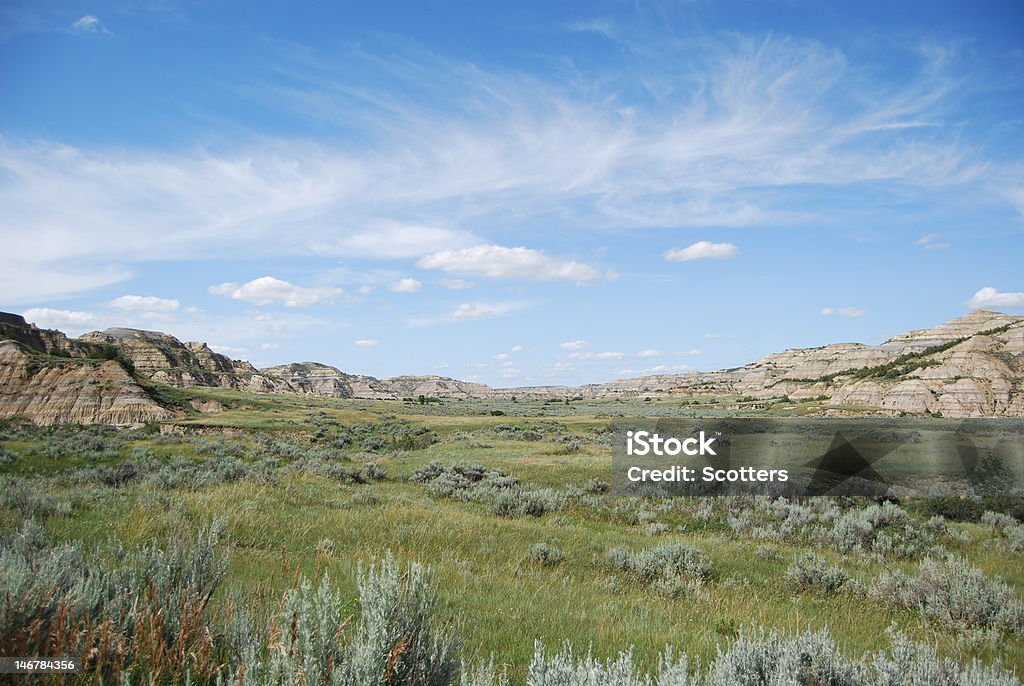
[1,309,1022,424]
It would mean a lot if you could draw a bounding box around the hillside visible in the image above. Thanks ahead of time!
[80,328,291,393]
[1,309,1022,423]
[585,310,1024,417]
[0,315,172,425]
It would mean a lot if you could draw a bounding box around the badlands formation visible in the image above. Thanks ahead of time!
[0,309,1021,424]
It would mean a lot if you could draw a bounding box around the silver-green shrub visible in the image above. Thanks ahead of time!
[527,628,1021,686]
[527,543,566,566]
[870,556,1024,634]
[606,542,711,594]
[786,553,855,595]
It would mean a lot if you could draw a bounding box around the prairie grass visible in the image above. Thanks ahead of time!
[1,401,1022,683]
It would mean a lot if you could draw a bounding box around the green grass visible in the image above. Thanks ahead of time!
[2,395,1023,680]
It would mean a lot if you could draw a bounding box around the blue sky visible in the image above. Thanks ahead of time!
[1,1,1023,386]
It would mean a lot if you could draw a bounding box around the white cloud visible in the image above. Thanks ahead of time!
[636,349,661,358]
[664,241,739,262]
[682,349,702,356]
[493,353,510,360]
[511,345,524,352]
[211,344,247,356]
[441,278,474,290]
[450,302,523,320]
[618,364,691,376]
[71,15,110,34]
[354,338,380,347]
[260,342,281,350]
[209,276,342,307]
[568,351,625,360]
[0,34,1004,304]
[966,287,1024,309]
[418,245,604,282]
[917,233,951,250]
[821,306,866,317]
[22,308,97,330]
[109,295,180,312]
[357,285,374,294]
[317,222,477,259]
[389,277,422,293]
[560,340,588,351]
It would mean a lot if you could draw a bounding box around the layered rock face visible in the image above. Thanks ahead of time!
[0,339,172,425]
[80,328,292,393]
[260,365,495,400]
[4,309,1022,421]
[261,362,393,399]
[582,310,1024,417]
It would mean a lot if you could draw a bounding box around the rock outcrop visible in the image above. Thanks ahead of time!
[261,362,393,399]
[585,310,1024,417]
[80,328,292,393]
[3,309,1022,421]
[0,336,172,426]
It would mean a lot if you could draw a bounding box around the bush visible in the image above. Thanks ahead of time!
[1,518,229,682]
[607,542,711,594]
[529,627,1022,686]
[219,554,459,686]
[828,502,935,558]
[870,556,1024,634]
[411,461,564,518]
[526,543,565,567]
[786,553,854,595]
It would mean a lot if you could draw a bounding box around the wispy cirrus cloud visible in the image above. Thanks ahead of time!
[916,233,951,250]
[821,306,867,317]
[450,302,525,320]
[0,31,1002,304]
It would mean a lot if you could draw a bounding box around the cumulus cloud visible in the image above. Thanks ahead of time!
[664,241,738,262]
[109,295,180,312]
[209,276,342,307]
[71,15,110,34]
[560,340,588,351]
[511,345,525,352]
[354,338,380,347]
[418,245,605,282]
[636,349,661,358]
[389,277,422,293]
[821,306,866,317]
[916,233,950,250]
[450,302,523,320]
[493,353,511,360]
[260,342,281,350]
[967,287,1024,309]
[22,308,97,330]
